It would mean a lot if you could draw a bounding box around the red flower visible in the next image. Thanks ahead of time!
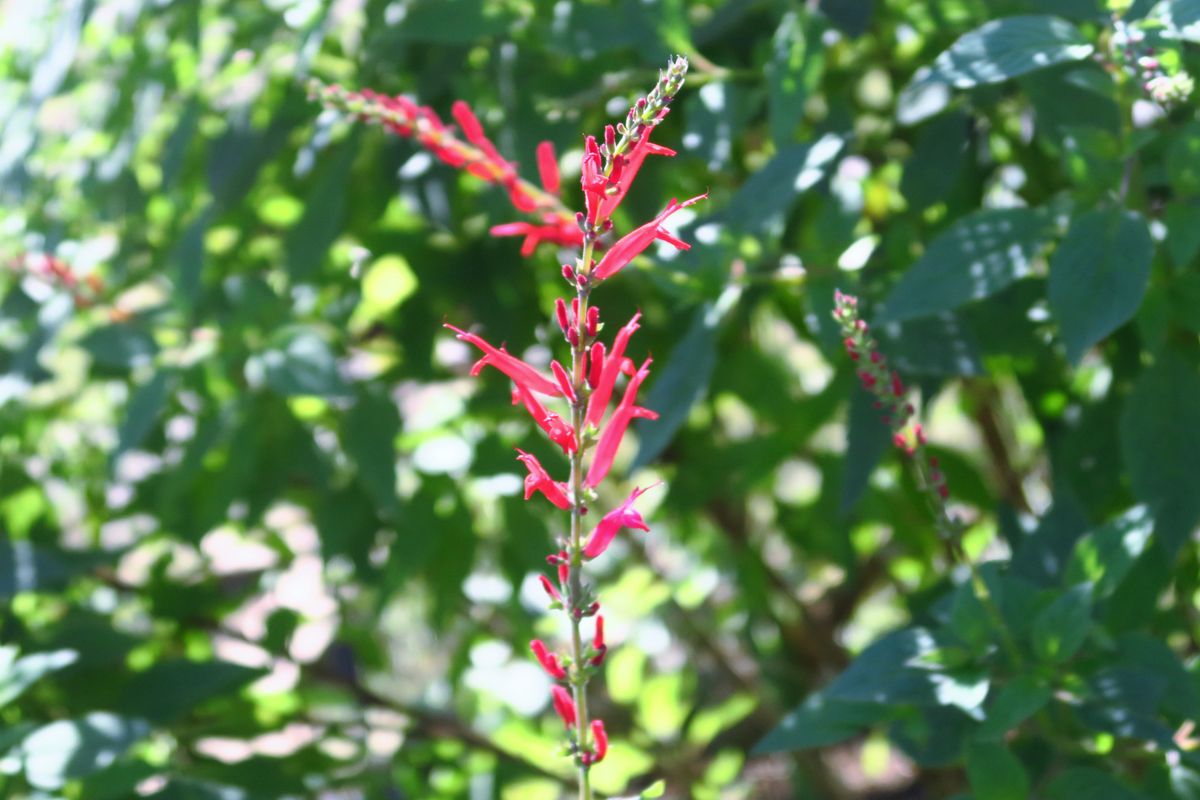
[489,216,584,256]
[581,135,607,226]
[530,640,567,680]
[589,719,608,764]
[585,312,642,428]
[446,324,561,397]
[586,358,658,488]
[539,574,563,604]
[596,129,676,222]
[583,484,657,559]
[592,193,707,281]
[537,141,560,195]
[551,685,577,728]
[591,615,607,666]
[511,385,577,454]
[516,449,571,509]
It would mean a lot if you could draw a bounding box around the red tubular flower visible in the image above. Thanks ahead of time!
[586,358,658,488]
[550,361,576,402]
[591,615,607,666]
[551,685,577,728]
[451,100,509,173]
[590,720,608,764]
[583,484,657,560]
[516,449,571,509]
[512,385,577,453]
[587,342,605,389]
[580,135,607,225]
[489,217,585,255]
[530,639,567,680]
[596,129,677,222]
[537,141,560,195]
[446,324,561,397]
[592,193,707,281]
[539,574,563,604]
[585,312,641,428]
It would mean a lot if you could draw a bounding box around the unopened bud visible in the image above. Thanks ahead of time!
[604,124,616,153]
[586,306,599,337]
[562,264,576,283]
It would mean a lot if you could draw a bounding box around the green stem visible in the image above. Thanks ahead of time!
[567,238,596,800]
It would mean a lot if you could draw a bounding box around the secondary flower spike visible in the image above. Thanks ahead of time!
[583,484,658,560]
[592,193,707,281]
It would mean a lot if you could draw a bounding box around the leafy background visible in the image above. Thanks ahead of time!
[2,0,1200,798]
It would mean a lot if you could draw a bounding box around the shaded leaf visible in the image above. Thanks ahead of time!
[1048,208,1154,364]
[965,740,1030,800]
[881,207,1053,323]
[20,713,150,790]
[1030,584,1091,663]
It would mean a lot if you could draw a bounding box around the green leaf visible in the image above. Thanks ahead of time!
[640,779,667,798]
[20,713,150,790]
[119,659,265,723]
[1044,767,1143,800]
[753,692,889,753]
[767,11,825,146]
[965,740,1030,800]
[723,134,844,236]
[1159,0,1200,41]
[255,325,348,398]
[880,207,1054,323]
[1065,505,1154,599]
[974,676,1051,738]
[839,384,892,515]
[1030,584,1092,663]
[285,132,358,281]
[911,15,1093,90]
[1119,350,1200,553]
[114,370,175,463]
[0,646,78,705]
[80,324,158,371]
[976,676,1053,740]
[1165,201,1200,268]
[1047,208,1154,364]
[632,283,742,470]
[900,111,972,211]
[341,388,401,521]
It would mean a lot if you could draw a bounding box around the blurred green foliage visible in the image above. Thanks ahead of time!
[2,0,1200,798]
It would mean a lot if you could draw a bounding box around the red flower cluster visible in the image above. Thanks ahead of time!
[310,80,582,255]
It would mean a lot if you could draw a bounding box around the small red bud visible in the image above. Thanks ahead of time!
[937,484,949,499]
[562,264,576,282]
[551,685,577,728]
[588,342,605,388]
[567,327,579,347]
[604,124,616,153]
[586,306,599,337]
[590,719,608,763]
[558,561,569,586]
[593,615,605,650]
[539,575,562,603]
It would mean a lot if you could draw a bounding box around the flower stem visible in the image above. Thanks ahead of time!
[567,238,596,800]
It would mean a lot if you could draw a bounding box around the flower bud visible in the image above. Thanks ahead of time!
[590,720,608,763]
[539,574,562,604]
[586,306,599,338]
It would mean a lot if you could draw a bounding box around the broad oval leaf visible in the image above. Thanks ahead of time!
[881,207,1054,323]
[1048,208,1154,364]
[916,15,1093,89]
[1119,350,1200,554]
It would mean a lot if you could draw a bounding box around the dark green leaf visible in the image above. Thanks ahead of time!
[1048,208,1154,363]
[880,207,1053,323]
[912,15,1093,89]
[1044,767,1143,800]
[256,325,348,398]
[965,740,1030,800]
[976,676,1053,740]
[1030,583,1091,663]
[80,324,158,371]
[1119,350,1200,553]
[633,284,742,470]
[754,692,889,753]
[341,388,402,520]
[20,713,150,790]
[1065,505,1154,599]
[119,659,265,723]
[722,134,844,236]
